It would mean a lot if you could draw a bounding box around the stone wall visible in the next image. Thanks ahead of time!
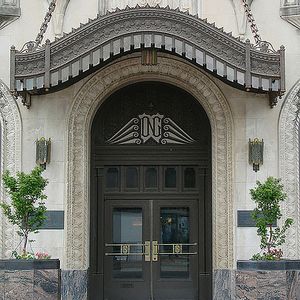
[0,269,60,299]
[214,269,300,300]
[58,268,300,299]
[61,270,87,300]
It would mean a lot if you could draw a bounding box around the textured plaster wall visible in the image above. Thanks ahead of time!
[211,78,281,261]
[18,81,84,265]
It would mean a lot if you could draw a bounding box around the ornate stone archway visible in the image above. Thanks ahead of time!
[0,80,22,258]
[65,54,234,270]
[279,79,300,259]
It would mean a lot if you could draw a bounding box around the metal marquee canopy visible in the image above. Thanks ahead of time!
[10,5,285,108]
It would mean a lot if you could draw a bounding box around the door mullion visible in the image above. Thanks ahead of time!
[150,199,154,300]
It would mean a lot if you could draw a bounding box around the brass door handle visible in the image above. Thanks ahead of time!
[152,242,197,258]
[105,242,151,262]
[145,241,151,262]
[152,241,158,261]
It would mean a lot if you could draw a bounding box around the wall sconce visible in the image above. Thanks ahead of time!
[36,138,51,169]
[248,138,264,172]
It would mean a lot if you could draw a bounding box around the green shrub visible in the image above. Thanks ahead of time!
[0,166,48,257]
[250,177,293,260]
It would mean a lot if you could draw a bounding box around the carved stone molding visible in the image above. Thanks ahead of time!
[65,53,234,270]
[279,80,300,259]
[0,80,22,258]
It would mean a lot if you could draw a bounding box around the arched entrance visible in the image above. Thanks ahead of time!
[89,82,211,299]
[65,54,234,291]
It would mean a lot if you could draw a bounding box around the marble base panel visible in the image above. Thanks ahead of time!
[214,269,300,300]
[0,268,60,300]
[213,269,236,300]
[61,270,87,300]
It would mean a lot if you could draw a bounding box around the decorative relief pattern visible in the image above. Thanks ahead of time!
[107,113,195,145]
[65,54,234,270]
[251,58,280,76]
[16,6,266,76]
[0,80,22,259]
[13,6,283,99]
[279,80,300,259]
[49,9,246,71]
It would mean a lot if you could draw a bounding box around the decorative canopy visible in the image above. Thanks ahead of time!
[10,5,285,107]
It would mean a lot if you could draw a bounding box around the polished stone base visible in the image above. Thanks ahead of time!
[237,260,300,270]
[0,260,60,300]
[61,270,87,300]
[3,265,297,300]
[213,269,300,300]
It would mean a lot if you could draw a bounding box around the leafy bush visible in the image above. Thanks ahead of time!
[250,177,293,260]
[0,166,48,257]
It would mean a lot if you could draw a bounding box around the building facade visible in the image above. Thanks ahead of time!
[0,0,300,299]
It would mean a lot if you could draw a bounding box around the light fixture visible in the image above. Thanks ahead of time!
[248,138,264,172]
[36,137,51,169]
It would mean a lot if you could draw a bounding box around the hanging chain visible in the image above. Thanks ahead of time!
[20,0,57,52]
[241,0,261,44]
[35,0,57,47]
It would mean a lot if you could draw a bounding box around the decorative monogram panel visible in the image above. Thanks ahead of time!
[107,113,195,145]
[92,82,210,147]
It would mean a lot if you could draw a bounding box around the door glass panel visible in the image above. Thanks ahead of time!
[126,167,138,188]
[106,167,119,189]
[160,207,190,278]
[145,167,158,188]
[112,208,143,278]
[164,167,177,188]
[184,168,196,188]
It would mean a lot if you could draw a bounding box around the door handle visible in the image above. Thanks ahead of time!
[152,240,158,261]
[105,242,151,262]
[152,242,197,259]
[145,241,151,262]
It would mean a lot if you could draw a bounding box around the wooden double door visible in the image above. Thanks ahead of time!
[89,163,212,300]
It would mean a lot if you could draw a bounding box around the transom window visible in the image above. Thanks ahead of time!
[104,166,197,192]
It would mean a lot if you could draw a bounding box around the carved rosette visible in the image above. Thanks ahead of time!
[65,54,234,270]
[0,80,22,259]
[279,80,300,259]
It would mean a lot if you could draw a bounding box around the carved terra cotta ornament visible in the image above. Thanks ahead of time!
[65,53,234,270]
[279,79,300,259]
[0,80,22,258]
